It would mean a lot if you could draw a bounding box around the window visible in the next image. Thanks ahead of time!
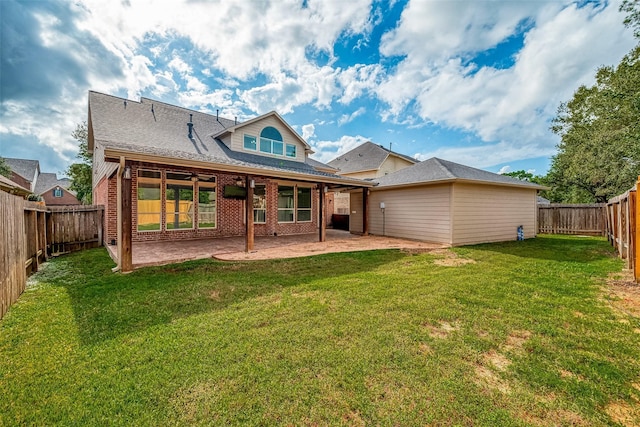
[286,144,296,158]
[259,126,284,155]
[137,170,161,231]
[277,185,313,223]
[277,185,294,222]
[297,187,312,222]
[165,172,193,230]
[53,187,63,198]
[253,184,266,223]
[198,175,217,229]
[244,134,257,151]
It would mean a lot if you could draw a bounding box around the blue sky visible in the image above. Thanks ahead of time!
[0,0,636,177]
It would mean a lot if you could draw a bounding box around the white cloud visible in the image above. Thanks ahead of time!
[414,140,556,169]
[377,0,635,168]
[310,134,370,163]
[302,124,316,141]
[338,107,366,126]
[498,166,511,175]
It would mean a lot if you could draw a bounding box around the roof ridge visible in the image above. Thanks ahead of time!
[431,157,457,179]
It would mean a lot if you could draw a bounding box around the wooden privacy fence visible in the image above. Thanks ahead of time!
[606,178,639,282]
[537,204,606,236]
[0,191,104,319]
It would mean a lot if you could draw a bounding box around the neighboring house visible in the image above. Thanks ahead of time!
[349,157,545,246]
[0,174,31,197]
[88,91,371,269]
[327,141,417,215]
[537,196,551,204]
[34,173,79,206]
[3,158,80,205]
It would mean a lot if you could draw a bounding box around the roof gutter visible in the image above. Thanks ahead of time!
[103,148,374,188]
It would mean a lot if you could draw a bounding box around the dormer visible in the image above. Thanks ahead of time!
[212,111,312,163]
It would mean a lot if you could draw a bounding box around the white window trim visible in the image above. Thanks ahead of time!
[253,184,267,224]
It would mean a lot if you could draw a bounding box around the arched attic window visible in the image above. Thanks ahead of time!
[260,126,284,156]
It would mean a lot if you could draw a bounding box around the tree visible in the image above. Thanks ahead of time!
[621,0,640,39]
[502,170,536,182]
[67,122,93,204]
[0,157,11,178]
[549,45,640,203]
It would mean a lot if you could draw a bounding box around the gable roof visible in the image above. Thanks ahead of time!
[374,157,545,190]
[4,158,40,183]
[34,173,72,195]
[327,141,417,174]
[0,174,31,196]
[212,111,313,153]
[89,91,371,188]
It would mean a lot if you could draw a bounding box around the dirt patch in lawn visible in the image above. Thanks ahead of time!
[606,270,640,319]
[605,401,640,427]
[423,320,460,339]
[431,248,477,267]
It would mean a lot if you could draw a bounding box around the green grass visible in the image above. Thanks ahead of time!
[1,235,639,426]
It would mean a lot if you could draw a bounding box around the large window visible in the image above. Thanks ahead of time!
[277,185,313,223]
[243,134,257,151]
[166,172,193,230]
[277,185,294,222]
[297,187,312,222]
[253,184,266,223]
[198,175,217,229]
[260,127,283,155]
[137,170,161,231]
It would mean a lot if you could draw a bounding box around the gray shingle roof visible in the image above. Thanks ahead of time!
[374,157,545,189]
[327,141,417,174]
[34,173,71,194]
[4,158,40,183]
[89,91,367,186]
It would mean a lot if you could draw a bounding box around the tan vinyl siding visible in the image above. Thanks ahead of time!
[377,156,415,177]
[349,192,363,233]
[342,170,378,180]
[451,183,537,246]
[230,116,305,162]
[368,184,452,244]
[92,142,118,189]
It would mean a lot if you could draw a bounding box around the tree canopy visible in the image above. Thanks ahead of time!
[548,45,640,202]
[0,157,11,178]
[67,122,93,204]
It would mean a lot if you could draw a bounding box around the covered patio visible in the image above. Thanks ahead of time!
[105,229,444,269]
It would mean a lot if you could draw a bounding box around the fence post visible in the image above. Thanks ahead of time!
[634,177,639,283]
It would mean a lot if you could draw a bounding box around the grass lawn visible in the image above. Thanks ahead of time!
[1,235,639,426]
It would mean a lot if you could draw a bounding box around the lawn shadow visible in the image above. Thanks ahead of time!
[45,247,407,346]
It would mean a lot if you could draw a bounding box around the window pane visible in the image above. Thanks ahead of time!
[166,183,193,229]
[272,140,283,155]
[278,186,294,208]
[286,144,296,158]
[297,209,311,222]
[260,126,283,141]
[137,180,161,231]
[253,184,266,209]
[166,172,191,181]
[198,185,216,228]
[139,170,161,179]
[297,187,311,209]
[260,138,271,153]
[278,209,294,222]
[244,134,257,150]
[254,209,266,223]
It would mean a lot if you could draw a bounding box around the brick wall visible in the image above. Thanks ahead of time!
[41,188,81,206]
[99,162,323,244]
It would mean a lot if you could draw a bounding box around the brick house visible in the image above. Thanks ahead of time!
[88,91,372,271]
[3,157,81,205]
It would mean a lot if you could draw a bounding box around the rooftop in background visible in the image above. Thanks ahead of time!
[327,141,417,175]
[3,158,40,183]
